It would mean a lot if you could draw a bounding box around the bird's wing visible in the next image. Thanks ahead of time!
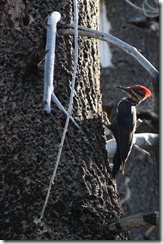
[117,100,136,166]
[109,102,119,139]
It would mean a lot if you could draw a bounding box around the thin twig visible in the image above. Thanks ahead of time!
[52,93,80,128]
[144,0,157,11]
[58,22,159,80]
[125,0,145,11]
[39,1,78,220]
[133,144,150,156]
[125,0,159,18]
[142,0,159,18]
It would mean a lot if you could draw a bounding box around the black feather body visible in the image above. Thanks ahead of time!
[109,98,137,178]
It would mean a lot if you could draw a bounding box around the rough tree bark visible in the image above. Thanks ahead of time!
[0,0,129,240]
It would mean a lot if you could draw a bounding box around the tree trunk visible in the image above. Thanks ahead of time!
[0,0,128,240]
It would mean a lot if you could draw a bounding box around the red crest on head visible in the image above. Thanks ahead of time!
[129,85,151,98]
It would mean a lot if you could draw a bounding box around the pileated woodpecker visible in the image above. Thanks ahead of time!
[108,85,151,178]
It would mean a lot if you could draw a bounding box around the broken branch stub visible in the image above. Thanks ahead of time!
[43,11,61,113]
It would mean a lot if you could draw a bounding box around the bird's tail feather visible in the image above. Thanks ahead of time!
[112,150,121,179]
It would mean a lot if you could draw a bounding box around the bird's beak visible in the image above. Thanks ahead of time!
[115,85,131,96]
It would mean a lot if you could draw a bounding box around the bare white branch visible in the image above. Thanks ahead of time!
[106,133,159,159]
[104,211,159,234]
[58,22,159,80]
[43,11,61,113]
[133,133,159,147]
